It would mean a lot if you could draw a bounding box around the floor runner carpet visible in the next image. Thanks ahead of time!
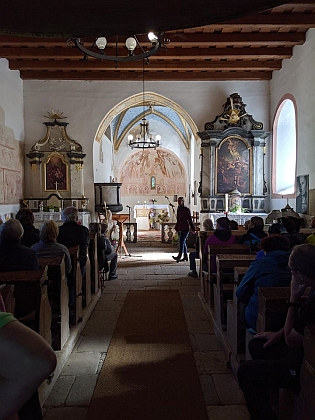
[86,290,208,420]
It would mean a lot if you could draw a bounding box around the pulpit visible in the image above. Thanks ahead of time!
[111,213,130,256]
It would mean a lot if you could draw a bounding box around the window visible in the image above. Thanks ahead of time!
[273,98,296,196]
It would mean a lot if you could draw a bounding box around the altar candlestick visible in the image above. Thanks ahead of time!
[225,194,229,212]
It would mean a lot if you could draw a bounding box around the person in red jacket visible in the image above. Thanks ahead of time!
[172,197,196,262]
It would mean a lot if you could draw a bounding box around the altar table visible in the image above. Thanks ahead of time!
[209,212,267,227]
[134,204,170,230]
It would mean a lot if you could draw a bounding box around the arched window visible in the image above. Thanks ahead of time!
[272,97,297,196]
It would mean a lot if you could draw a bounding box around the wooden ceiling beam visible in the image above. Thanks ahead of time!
[220,14,315,27]
[9,59,282,71]
[0,32,306,47]
[19,70,273,81]
[0,46,293,59]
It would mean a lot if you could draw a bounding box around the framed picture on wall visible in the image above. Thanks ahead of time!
[296,174,309,214]
[44,153,68,191]
[215,135,252,194]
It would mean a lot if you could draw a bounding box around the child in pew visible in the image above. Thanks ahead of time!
[236,234,292,332]
[237,244,315,420]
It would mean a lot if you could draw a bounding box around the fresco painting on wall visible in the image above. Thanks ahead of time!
[0,110,23,204]
[120,149,186,196]
[216,136,251,194]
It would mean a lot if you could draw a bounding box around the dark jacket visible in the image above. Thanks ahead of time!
[0,243,39,272]
[57,222,89,269]
[175,206,195,232]
[20,225,40,248]
[236,250,291,330]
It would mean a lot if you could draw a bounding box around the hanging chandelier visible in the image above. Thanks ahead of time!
[128,63,161,150]
[71,33,169,63]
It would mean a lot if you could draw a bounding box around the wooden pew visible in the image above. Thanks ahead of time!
[0,283,15,314]
[67,246,83,325]
[38,255,70,350]
[89,233,100,295]
[226,266,249,358]
[214,253,256,329]
[0,267,52,344]
[203,243,251,308]
[300,325,315,420]
[83,251,92,308]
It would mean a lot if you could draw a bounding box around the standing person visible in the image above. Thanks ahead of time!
[57,206,89,276]
[237,244,315,420]
[172,196,196,263]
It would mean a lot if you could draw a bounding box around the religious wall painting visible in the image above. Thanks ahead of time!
[44,153,68,191]
[215,136,252,194]
[119,149,187,196]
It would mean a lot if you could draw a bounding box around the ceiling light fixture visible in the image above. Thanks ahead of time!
[128,62,161,150]
[71,32,169,63]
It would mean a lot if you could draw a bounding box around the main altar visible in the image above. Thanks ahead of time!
[134,204,170,230]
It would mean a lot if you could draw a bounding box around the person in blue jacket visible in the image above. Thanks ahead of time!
[236,234,292,332]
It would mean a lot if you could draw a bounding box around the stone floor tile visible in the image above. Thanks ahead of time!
[65,375,98,406]
[157,279,181,286]
[76,333,112,352]
[180,277,200,286]
[44,375,75,407]
[212,374,246,405]
[199,374,220,405]
[62,352,102,375]
[186,319,214,334]
[190,333,220,352]
[194,351,231,374]
[206,404,250,420]
[43,407,88,420]
[185,309,210,321]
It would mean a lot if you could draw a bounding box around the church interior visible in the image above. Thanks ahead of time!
[1,1,315,419]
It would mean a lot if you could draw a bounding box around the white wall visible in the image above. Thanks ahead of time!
[0,59,24,219]
[23,80,270,218]
[270,28,315,214]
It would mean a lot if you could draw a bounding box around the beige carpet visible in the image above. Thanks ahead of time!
[86,290,208,420]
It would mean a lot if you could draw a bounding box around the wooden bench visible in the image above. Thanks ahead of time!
[38,255,70,350]
[203,243,251,308]
[0,267,52,344]
[300,325,315,419]
[67,246,83,325]
[0,283,15,314]
[88,233,99,295]
[226,266,250,359]
[214,253,256,328]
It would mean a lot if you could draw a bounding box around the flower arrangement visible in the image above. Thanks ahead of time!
[157,211,170,224]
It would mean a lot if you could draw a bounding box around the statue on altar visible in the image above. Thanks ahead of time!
[148,208,156,229]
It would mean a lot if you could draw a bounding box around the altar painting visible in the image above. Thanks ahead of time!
[216,136,251,194]
[44,153,68,191]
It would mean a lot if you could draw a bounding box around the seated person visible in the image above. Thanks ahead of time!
[237,216,267,251]
[230,220,239,230]
[0,219,39,272]
[31,220,72,275]
[15,208,39,247]
[188,218,213,278]
[237,244,315,420]
[236,234,291,332]
[57,206,89,275]
[278,216,305,248]
[100,223,118,280]
[203,217,237,272]
[0,311,56,420]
